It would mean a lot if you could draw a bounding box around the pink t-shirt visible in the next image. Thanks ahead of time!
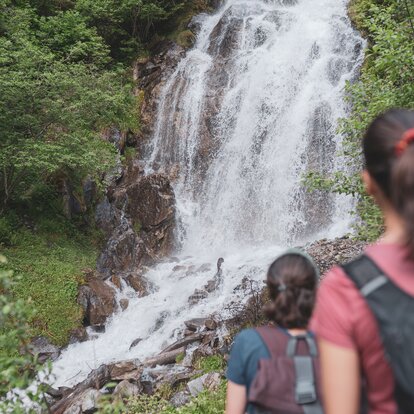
[311,243,414,414]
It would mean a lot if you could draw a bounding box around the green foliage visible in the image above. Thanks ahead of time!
[125,393,173,413]
[2,221,98,345]
[306,0,414,241]
[0,1,136,214]
[0,255,48,412]
[162,380,227,414]
[193,355,225,374]
[124,380,227,414]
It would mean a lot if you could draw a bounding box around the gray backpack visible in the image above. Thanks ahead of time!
[248,326,323,414]
[343,255,414,414]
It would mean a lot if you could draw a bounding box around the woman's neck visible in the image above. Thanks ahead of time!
[380,205,406,244]
[287,328,308,336]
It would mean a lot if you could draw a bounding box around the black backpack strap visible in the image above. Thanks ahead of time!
[342,254,388,296]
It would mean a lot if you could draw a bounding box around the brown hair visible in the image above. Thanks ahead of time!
[363,109,414,256]
[264,253,318,329]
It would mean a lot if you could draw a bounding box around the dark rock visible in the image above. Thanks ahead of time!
[129,337,143,350]
[69,327,88,344]
[29,336,60,364]
[184,318,208,332]
[96,223,143,279]
[62,180,84,219]
[120,298,129,311]
[126,273,151,296]
[120,173,176,264]
[108,360,142,381]
[205,318,217,330]
[161,333,204,353]
[83,177,97,208]
[77,279,116,327]
[95,197,120,238]
[110,275,122,290]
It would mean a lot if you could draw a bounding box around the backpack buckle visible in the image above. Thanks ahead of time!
[295,379,317,404]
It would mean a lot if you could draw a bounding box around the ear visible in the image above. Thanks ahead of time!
[362,170,376,197]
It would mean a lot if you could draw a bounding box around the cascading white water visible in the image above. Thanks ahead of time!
[52,0,364,387]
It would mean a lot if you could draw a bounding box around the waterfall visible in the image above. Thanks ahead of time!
[51,0,364,387]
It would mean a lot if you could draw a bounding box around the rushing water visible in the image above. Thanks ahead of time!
[52,0,364,387]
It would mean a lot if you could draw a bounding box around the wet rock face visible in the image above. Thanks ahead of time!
[134,41,187,142]
[77,278,116,327]
[96,170,176,279]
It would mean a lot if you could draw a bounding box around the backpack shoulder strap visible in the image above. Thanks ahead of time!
[255,325,289,358]
[341,254,388,296]
[342,254,414,413]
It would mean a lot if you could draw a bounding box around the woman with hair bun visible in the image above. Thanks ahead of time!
[226,249,322,414]
[311,108,414,414]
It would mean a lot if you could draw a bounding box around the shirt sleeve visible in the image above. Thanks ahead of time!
[310,266,357,350]
[226,331,248,385]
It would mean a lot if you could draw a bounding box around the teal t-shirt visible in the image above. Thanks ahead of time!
[226,328,271,414]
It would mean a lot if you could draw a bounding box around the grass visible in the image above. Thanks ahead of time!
[0,217,99,346]
[193,355,225,374]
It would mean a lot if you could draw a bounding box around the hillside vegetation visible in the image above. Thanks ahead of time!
[0,0,213,345]
[307,0,414,241]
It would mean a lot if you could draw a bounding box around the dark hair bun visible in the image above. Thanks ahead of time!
[265,253,318,329]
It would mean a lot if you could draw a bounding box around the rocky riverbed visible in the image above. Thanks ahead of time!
[38,235,366,413]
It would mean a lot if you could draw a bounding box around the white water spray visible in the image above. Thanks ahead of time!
[52,0,364,387]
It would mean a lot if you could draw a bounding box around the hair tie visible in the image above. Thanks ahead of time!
[395,128,414,156]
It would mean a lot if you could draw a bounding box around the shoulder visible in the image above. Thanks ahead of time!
[230,328,271,358]
[310,265,363,349]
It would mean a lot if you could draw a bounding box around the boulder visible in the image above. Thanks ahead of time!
[184,318,208,332]
[169,391,191,408]
[125,273,151,296]
[205,318,217,330]
[119,298,129,311]
[96,224,143,279]
[120,173,176,264]
[113,380,143,398]
[108,360,142,381]
[80,389,101,414]
[78,279,116,327]
[187,372,221,397]
[29,336,60,364]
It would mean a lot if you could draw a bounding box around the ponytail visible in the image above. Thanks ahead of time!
[265,252,318,329]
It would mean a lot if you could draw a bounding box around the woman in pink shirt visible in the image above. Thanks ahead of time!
[311,108,414,414]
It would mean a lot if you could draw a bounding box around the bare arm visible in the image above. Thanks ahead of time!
[319,338,360,414]
[226,380,247,414]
